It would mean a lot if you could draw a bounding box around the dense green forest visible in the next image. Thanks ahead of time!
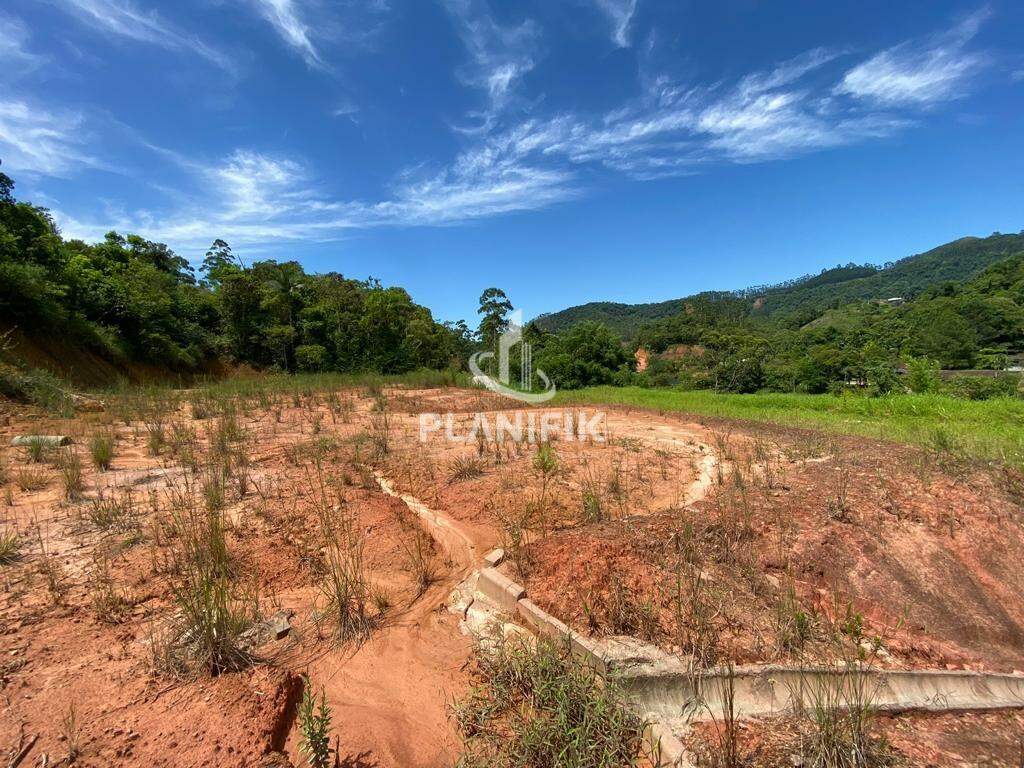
[0,168,472,386]
[536,233,1024,338]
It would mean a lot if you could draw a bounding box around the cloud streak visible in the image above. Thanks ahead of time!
[248,0,324,68]
[592,0,638,48]
[835,7,991,105]
[49,0,236,73]
[0,13,43,70]
[33,10,999,253]
[443,0,539,131]
[0,100,100,177]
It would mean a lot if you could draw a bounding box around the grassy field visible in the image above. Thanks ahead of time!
[554,386,1024,466]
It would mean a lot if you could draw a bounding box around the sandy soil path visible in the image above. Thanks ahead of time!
[285,473,488,768]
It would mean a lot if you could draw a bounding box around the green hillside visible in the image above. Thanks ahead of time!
[535,232,1024,338]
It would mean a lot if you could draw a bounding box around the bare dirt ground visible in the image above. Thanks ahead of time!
[0,387,483,767]
[1,385,1022,767]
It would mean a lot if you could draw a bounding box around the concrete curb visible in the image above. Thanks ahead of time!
[477,567,526,614]
[376,478,1024,768]
[621,662,1024,722]
[464,554,1024,766]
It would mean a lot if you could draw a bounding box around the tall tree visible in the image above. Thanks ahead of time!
[200,239,240,289]
[477,287,513,349]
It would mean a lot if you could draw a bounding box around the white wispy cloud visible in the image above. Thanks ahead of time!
[592,0,637,48]
[0,13,43,70]
[332,99,360,118]
[49,0,236,73]
[0,100,100,177]
[443,0,539,130]
[835,7,990,105]
[33,10,1002,251]
[248,0,324,68]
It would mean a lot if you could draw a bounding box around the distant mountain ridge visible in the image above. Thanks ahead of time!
[534,232,1024,339]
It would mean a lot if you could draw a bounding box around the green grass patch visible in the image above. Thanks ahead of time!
[454,635,648,768]
[554,387,1024,466]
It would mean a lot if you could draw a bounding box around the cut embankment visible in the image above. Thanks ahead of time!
[374,476,1024,767]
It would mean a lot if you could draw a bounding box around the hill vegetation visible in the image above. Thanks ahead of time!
[536,233,1024,337]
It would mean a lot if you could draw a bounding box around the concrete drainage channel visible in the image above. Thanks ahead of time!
[374,473,1024,768]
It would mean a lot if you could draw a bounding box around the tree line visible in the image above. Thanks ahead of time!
[0,167,473,378]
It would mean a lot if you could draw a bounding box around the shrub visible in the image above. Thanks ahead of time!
[295,344,330,373]
[945,373,1020,401]
[0,362,75,415]
[904,356,940,394]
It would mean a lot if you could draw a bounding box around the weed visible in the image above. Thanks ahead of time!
[169,422,198,469]
[37,531,67,604]
[694,664,743,768]
[189,394,211,420]
[61,702,81,763]
[22,436,49,463]
[583,571,660,640]
[666,563,720,669]
[85,491,136,532]
[581,484,604,523]
[402,528,435,597]
[774,577,814,656]
[796,664,889,768]
[449,455,486,483]
[88,433,115,471]
[202,467,226,512]
[298,676,335,768]
[16,466,48,492]
[0,529,20,565]
[369,394,390,459]
[453,634,647,768]
[307,462,374,642]
[58,448,85,501]
[145,421,166,456]
[88,552,132,622]
[164,490,256,676]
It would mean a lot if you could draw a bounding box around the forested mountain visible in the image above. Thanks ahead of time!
[535,232,1024,338]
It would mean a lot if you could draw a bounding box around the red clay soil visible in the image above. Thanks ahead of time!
[0,388,479,768]
[3,387,1023,766]
[521,419,1024,671]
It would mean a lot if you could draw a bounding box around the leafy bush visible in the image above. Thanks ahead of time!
[904,356,940,394]
[295,344,329,372]
[944,373,1021,400]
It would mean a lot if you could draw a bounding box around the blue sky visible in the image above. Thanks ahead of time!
[2,0,1022,324]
